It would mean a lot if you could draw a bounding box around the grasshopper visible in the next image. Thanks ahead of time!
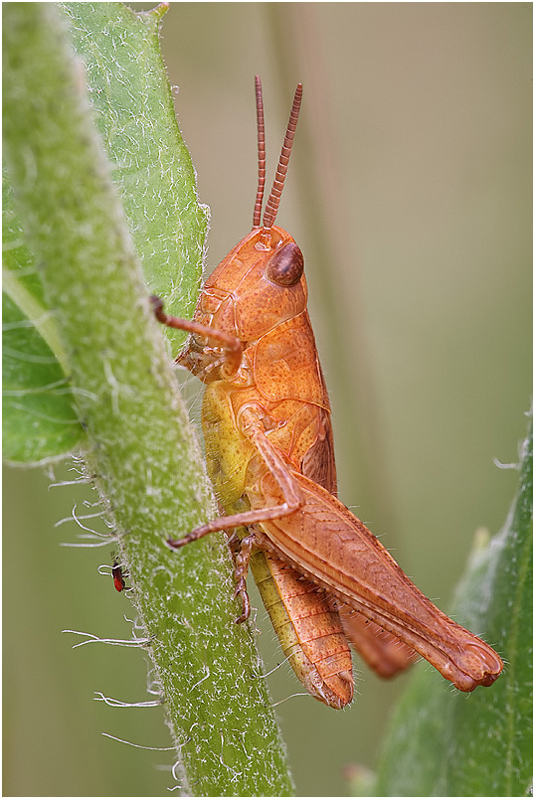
[154,78,502,704]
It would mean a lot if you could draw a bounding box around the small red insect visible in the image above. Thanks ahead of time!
[111,557,129,592]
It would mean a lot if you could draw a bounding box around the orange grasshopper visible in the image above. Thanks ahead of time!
[153,77,503,704]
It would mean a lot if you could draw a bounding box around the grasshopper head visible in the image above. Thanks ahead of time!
[195,225,307,341]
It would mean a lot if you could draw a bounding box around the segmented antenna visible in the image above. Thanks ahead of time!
[254,81,303,231]
[253,76,266,227]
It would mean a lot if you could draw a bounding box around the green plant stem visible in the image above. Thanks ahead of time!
[3,4,293,795]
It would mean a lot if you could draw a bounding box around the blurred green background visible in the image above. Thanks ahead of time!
[3,3,531,796]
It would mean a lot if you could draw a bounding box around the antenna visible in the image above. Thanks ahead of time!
[252,80,303,231]
[253,76,266,227]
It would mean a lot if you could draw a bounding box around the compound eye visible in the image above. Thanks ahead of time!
[265,243,304,287]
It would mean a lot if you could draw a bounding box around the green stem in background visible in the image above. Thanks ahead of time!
[3,3,293,795]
